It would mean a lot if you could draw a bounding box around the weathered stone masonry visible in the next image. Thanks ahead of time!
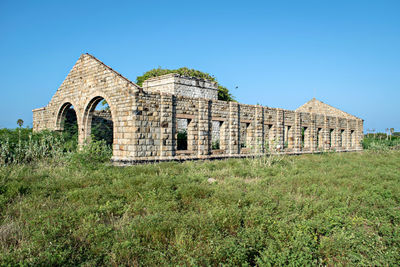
[33,54,363,164]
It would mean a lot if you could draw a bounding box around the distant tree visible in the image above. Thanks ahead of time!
[100,99,110,110]
[136,67,235,102]
[17,119,24,128]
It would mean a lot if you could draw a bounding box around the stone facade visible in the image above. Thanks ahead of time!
[142,73,218,100]
[33,54,364,164]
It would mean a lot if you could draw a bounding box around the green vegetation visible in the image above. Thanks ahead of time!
[0,128,399,265]
[0,128,69,165]
[0,125,110,165]
[362,134,400,151]
[136,67,235,101]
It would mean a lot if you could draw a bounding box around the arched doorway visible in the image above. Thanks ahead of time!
[56,102,79,151]
[82,96,114,147]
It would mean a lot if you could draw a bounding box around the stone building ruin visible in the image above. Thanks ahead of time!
[33,54,363,164]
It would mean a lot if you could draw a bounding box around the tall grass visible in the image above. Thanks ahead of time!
[0,128,111,166]
[0,129,67,165]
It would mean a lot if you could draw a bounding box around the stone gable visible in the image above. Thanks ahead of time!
[296,98,359,120]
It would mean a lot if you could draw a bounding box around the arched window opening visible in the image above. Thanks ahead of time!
[83,97,114,147]
[92,100,113,146]
[240,122,250,148]
[57,103,78,151]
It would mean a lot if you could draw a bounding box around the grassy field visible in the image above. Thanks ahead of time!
[1,148,399,265]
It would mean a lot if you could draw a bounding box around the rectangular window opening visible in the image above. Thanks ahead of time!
[240,122,250,148]
[176,118,189,151]
[212,120,222,150]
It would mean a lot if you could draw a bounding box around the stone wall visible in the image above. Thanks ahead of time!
[142,73,218,100]
[127,91,363,163]
[33,54,364,165]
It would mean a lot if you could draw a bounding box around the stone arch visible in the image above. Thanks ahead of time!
[81,94,117,146]
[55,101,79,131]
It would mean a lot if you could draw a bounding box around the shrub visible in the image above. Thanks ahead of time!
[68,139,112,166]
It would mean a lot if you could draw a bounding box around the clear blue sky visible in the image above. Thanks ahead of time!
[1,0,399,132]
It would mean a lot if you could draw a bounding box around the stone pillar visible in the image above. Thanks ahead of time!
[334,117,340,150]
[159,93,175,159]
[310,113,317,152]
[275,109,284,152]
[198,98,210,156]
[228,102,239,155]
[254,105,264,154]
[78,118,87,150]
[294,112,301,153]
[356,119,364,150]
[81,113,92,146]
[323,115,330,151]
[284,125,288,149]
[345,119,351,150]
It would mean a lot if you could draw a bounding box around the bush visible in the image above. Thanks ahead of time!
[68,139,112,166]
